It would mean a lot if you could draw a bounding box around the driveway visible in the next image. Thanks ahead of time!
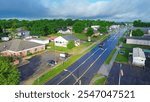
[18,51,60,81]
[106,61,150,85]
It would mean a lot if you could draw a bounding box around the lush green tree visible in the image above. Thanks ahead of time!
[86,28,94,36]
[0,57,20,85]
[73,21,85,33]
[132,29,144,36]
[67,40,75,49]
[133,20,150,27]
[99,27,107,34]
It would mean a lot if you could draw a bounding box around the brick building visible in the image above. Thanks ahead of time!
[0,39,45,56]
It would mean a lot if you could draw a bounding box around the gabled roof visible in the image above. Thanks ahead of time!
[62,35,79,41]
[0,39,43,52]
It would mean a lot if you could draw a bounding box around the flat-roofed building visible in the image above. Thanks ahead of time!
[132,48,146,67]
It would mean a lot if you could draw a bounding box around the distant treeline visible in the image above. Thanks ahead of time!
[133,20,150,27]
[0,19,115,36]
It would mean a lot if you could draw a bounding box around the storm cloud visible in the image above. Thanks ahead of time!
[0,0,48,18]
[0,0,150,21]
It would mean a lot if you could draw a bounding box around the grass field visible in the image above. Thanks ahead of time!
[105,48,117,64]
[115,48,129,64]
[94,77,107,85]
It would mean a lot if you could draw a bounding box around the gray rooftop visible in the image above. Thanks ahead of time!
[62,35,79,41]
[0,39,43,52]
[126,36,150,40]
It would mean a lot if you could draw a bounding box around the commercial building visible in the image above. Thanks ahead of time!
[0,39,45,57]
[132,48,146,67]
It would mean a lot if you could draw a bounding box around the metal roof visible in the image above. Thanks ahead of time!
[133,48,146,58]
[62,35,79,41]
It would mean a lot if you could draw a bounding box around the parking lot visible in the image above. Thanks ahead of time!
[106,60,150,85]
[18,51,61,81]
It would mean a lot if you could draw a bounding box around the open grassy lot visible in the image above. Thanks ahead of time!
[115,48,129,64]
[91,74,107,85]
[74,33,108,41]
[94,77,107,85]
[105,48,117,64]
[122,43,150,49]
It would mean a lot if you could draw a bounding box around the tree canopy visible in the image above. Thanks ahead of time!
[0,19,114,36]
[0,56,20,85]
[99,27,108,34]
[133,20,150,27]
[132,29,144,37]
[67,40,75,49]
[86,28,94,36]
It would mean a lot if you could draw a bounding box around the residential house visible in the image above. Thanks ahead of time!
[54,35,80,47]
[26,38,49,45]
[132,48,146,67]
[58,27,72,34]
[1,37,10,41]
[91,25,100,31]
[48,36,58,42]
[109,25,120,31]
[16,28,30,38]
[0,39,45,57]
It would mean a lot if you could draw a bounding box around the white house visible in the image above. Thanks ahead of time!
[26,38,49,45]
[91,25,100,31]
[148,30,150,34]
[58,27,72,34]
[109,25,120,31]
[54,35,80,47]
[132,48,146,67]
[1,37,10,41]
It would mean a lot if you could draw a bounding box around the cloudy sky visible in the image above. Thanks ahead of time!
[0,0,150,21]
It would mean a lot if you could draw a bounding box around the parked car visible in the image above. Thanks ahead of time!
[60,53,69,58]
[47,60,57,66]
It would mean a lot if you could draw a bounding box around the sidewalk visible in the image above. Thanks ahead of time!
[98,43,122,76]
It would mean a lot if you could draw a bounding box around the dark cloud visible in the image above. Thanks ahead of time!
[0,0,48,18]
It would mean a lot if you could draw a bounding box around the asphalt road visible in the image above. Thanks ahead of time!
[45,29,126,85]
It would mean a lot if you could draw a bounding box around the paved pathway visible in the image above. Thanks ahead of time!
[98,43,122,76]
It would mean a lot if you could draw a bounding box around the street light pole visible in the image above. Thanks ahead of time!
[64,69,81,85]
[118,64,124,85]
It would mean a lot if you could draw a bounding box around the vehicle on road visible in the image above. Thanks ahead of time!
[99,43,104,48]
[47,60,57,66]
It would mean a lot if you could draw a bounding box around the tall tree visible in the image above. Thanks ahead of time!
[0,57,20,85]
[86,28,94,36]
[73,21,85,33]
[132,29,144,36]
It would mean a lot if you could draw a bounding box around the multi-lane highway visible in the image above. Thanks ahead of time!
[45,28,126,85]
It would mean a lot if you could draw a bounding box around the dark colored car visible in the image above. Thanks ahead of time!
[47,60,57,66]
[99,43,104,48]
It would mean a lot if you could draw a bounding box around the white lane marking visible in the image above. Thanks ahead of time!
[73,48,107,85]
[58,33,120,85]
[57,48,102,85]
[73,34,120,85]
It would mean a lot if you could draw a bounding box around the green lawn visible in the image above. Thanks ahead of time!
[115,48,129,64]
[94,77,107,85]
[105,48,117,64]
[123,43,150,49]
